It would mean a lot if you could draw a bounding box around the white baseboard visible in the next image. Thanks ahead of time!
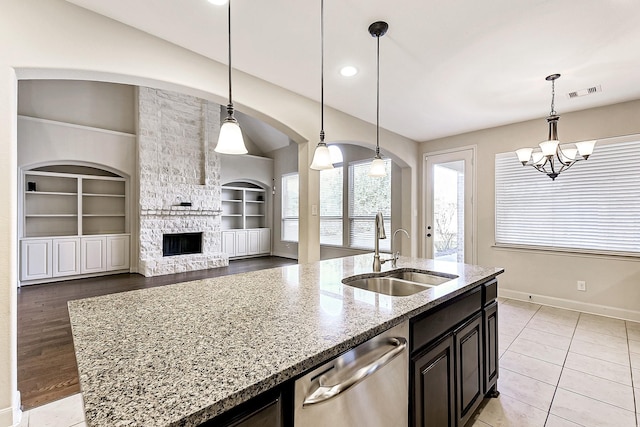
[0,403,20,427]
[499,289,640,322]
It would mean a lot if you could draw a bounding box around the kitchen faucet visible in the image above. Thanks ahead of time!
[391,228,410,268]
[372,212,387,272]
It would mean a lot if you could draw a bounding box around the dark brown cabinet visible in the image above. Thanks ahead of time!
[454,313,483,427]
[483,300,499,395]
[412,334,455,427]
[410,279,499,427]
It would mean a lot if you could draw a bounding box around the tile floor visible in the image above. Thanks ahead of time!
[17,298,640,427]
[471,298,640,427]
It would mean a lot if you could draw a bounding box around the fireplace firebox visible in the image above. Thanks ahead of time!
[163,232,203,257]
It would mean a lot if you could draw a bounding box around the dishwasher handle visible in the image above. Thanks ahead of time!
[302,336,407,407]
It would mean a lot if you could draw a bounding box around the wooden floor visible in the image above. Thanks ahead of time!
[17,256,298,410]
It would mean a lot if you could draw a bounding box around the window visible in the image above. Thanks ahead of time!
[495,136,640,255]
[281,173,299,242]
[349,159,392,251]
[320,166,343,245]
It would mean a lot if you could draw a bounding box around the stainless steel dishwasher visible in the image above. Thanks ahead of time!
[294,321,409,427]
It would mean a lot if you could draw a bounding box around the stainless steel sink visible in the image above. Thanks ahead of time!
[342,276,430,296]
[384,270,457,286]
[342,269,458,297]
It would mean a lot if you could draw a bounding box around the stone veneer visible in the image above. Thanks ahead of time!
[138,87,228,276]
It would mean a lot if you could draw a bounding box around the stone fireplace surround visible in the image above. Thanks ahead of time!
[137,87,228,277]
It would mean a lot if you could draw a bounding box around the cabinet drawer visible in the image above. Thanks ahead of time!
[411,287,481,353]
[483,279,497,306]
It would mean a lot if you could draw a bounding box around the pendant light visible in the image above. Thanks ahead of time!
[310,0,334,170]
[368,21,388,177]
[215,0,248,154]
[515,74,596,180]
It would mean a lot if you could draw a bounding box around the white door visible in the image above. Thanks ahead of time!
[424,148,475,263]
[81,236,107,273]
[21,239,52,281]
[52,237,81,277]
[236,230,248,257]
[247,230,260,255]
[259,228,271,254]
[106,235,130,271]
[222,231,236,257]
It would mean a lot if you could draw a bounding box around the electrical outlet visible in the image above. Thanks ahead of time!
[577,280,586,291]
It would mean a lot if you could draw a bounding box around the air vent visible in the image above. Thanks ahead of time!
[567,85,602,99]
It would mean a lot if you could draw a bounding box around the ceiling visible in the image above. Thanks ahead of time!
[65,0,640,143]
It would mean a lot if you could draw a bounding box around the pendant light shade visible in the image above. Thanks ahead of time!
[368,21,388,177]
[217,116,246,154]
[310,0,334,170]
[369,157,387,177]
[215,0,248,155]
[310,141,333,170]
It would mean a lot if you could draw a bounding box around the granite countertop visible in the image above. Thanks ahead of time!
[68,254,504,427]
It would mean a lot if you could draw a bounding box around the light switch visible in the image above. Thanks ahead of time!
[312,204,318,216]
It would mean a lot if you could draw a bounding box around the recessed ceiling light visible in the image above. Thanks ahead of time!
[207,0,228,5]
[340,66,358,77]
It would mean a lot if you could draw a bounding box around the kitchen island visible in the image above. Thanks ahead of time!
[68,254,503,426]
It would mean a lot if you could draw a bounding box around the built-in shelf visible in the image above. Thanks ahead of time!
[221,182,267,230]
[22,169,128,238]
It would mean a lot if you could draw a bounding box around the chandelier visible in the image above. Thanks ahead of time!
[515,74,596,180]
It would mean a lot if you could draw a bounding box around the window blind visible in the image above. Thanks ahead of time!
[495,138,640,255]
[320,167,343,245]
[349,160,392,251]
[281,173,299,242]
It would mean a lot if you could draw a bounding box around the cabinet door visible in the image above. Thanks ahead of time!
[247,230,260,255]
[483,301,499,394]
[81,237,107,273]
[454,313,484,427]
[259,228,271,254]
[411,334,455,427]
[106,235,130,271]
[236,230,248,256]
[222,231,236,257]
[52,238,81,277]
[21,239,52,281]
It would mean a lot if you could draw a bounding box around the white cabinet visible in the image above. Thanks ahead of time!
[236,230,248,257]
[222,231,236,257]
[259,228,271,254]
[222,228,271,259]
[21,239,52,281]
[81,237,107,274]
[52,238,80,277]
[106,235,130,271]
[20,167,131,283]
[248,229,260,255]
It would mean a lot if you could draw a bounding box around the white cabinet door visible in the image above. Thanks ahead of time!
[236,230,248,257]
[248,229,260,255]
[106,235,130,271]
[21,239,52,281]
[52,237,81,277]
[81,237,107,274]
[259,228,271,254]
[222,231,236,257]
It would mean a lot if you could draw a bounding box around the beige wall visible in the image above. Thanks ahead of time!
[420,99,640,319]
[0,1,418,422]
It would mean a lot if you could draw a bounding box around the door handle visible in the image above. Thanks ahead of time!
[302,337,407,407]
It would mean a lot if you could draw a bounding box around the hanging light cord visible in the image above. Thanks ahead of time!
[227,0,233,116]
[550,77,556,116]
[320,0,325,143]
[375,32,380,157]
